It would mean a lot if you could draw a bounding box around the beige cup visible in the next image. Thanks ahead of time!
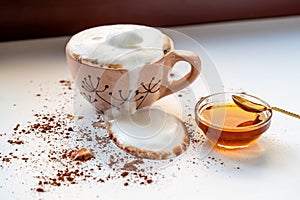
[66,25,201,115]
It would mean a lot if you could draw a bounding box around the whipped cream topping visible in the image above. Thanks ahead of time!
[108,108,189,159]
[68,24,165,69]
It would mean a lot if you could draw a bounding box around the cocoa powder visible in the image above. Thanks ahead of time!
[0,79,229,196]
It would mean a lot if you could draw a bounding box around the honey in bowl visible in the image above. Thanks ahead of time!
[195,93,272,149]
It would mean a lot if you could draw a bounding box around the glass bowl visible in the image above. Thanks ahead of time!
[195,92,272,149]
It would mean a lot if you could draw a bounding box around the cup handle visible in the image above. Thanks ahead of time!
[159,50,201,98]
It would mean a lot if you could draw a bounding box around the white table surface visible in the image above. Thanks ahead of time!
[1,16,300,200]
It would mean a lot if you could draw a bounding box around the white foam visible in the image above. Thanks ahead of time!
[108,108,189,159]
[68,24,165,69]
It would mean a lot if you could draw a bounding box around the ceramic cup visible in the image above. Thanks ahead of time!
[66,24,201,117]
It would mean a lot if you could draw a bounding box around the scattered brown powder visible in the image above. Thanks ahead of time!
[2,158,11,162]
[67,114,74,120]
[121,159,144,171]
[120,171,129,177]
[146,179,153,184]
[36,188,45,192]
[7,139,24,145]
[77,116,84,120]
[69,148,94,161]
[0,79,230,195]
[13,124,20,131]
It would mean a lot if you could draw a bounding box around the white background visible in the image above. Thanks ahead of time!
[1,16,300,199]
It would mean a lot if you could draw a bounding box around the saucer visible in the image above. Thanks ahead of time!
[107,108,190,159]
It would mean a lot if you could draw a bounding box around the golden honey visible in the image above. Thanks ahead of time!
[196,101,271,149]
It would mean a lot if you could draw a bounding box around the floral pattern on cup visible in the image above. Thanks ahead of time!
[80,74,162,113]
